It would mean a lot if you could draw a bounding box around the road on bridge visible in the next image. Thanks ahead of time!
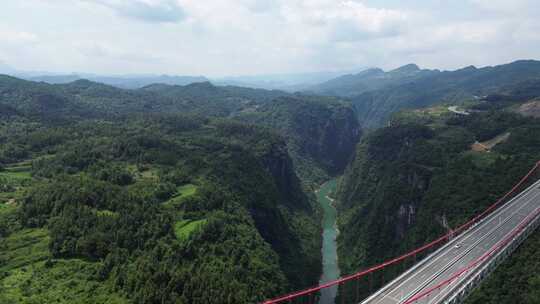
[362,179,540,304]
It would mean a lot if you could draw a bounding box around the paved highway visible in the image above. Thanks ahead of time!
[362,179,540,304]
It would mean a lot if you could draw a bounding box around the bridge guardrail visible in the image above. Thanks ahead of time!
[443,204,540,304]
[403,204,540,304]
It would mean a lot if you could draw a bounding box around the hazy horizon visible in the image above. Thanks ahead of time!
[1,0,539,77]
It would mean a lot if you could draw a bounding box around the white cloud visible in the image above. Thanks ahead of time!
[0,0,539,75]
[0,29,39,67]
[76,42,163,63]
[83,0,186,23]
[281,1,409,41]
[470,0,540,15]
[0,30,38,44]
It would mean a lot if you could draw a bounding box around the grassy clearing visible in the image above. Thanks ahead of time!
[410,105,451,118]
[95,209,119,218]
[139,169,158,180]
[0,229,129,304]
[0,162,33,206]
[0,161,33,186]
[164,184,198,207]
[5,163,31,171]
[176,184,197,197]
[0,163,32,181]
[393,105,452,129]
[174,219,207,241]
[0,229,51,274]
[0,201,16,216]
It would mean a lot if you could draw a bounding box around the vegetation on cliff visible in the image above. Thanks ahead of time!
[0,74,366,303]
[0,75,360,188]
[309,60,540,129]
[237,96,361,186]
[336,95,540,300]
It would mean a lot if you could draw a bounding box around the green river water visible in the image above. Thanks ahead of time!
[316,179,340,304]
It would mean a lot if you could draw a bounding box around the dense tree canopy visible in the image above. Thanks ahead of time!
[0,76,361,304]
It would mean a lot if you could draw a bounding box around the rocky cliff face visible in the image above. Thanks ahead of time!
[303,103,362,174]
[260,139,311,210]
[239,96,362,186]
[214,122,322,290]
[254,139,323,290]
[336,124,435,273]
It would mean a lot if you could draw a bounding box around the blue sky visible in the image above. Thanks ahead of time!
[0,0,539,77]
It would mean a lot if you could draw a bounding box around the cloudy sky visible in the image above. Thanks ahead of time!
[1,0,539,77]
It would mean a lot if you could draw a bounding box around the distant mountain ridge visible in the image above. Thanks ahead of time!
[0,61,367,91]
[311,60,540,128]
[0,75,289,120]
[29,74,209,89]
[213,68,367,91]
[0,62,209,89]
[306,64,439,97]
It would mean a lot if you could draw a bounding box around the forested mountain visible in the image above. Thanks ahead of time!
[353,60,540,128]
[0,112,323,304]
[0,74,363,303]
[237,96,361,186]
[336,89,540,300]
[3,1,539,303]
[140,82,287,117]
[3,61,539,303]
[214,68,365,91]
[0,75,284,118]
[306,64,438,97]
[29,74,209,89]
[308,60,540,129]
[0,75,99,120]
[0,75,359,185]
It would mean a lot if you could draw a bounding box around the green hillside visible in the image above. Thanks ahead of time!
[0,115,326,303]
[336,93,540,301]
[237,95,361,186]
[0,75,359,188]
[310,60,540,129]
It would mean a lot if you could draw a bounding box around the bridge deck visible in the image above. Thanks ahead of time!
[362,179,540,304]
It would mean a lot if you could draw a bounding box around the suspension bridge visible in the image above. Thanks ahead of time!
[263,161,540,304]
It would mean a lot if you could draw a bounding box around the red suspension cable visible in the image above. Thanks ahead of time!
[403,206,540,304]
[262,161,540,304]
